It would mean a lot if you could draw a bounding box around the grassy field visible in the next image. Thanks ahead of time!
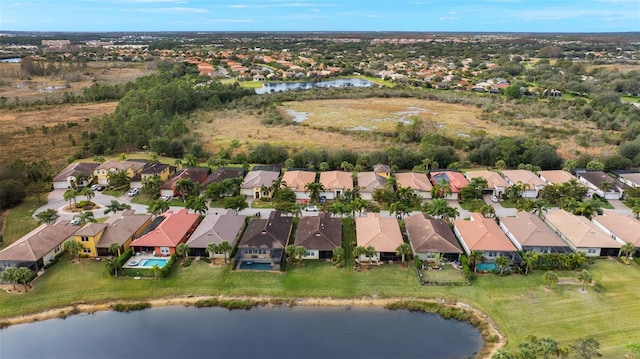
[1,254,638,356]
[0,196,44,248]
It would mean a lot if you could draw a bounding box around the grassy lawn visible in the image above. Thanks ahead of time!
[0,196,43,248]
[0,257,639,356]
[251,200,275,209]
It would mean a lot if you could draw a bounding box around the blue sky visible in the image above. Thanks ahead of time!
[1,0,639,33]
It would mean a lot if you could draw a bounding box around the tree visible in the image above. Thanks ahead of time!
[186,195,209,215]
[14,267,33,292]
[223,195,248,214]
[468,250,484,273]
[479,204,496,218]
[598,181,613,193]
[430,178,452,199]
[578,269,593,292]
[520,251,538,275]
[285,245,306,267]
[531,200,548,218]
[304,182,325,203]
[632,200,640,219]
[104,200,131,215]
[73,211,97,226]
[35,208,59,225]
[183,153,198,167]
[176,178,195,202]
[218,241,232,264]
[206,243,218,260]
[142,175,163,197]
[176,243,189,260]
[495,255,510,275]
[152,264,162,280]
[80,187,95,202]
[332,246,345,267]
[572,338,601,359]
[542,270,558,290]
[64,240,83,260]
[106,170,130,190]
[148,199,170,216]
[105,257,120,277]
[573,200,603,220]
[621,242,636,259]
[396,242,412,267]
[63,189,79,209]
[1,267,18,290]
[352,245,367,268]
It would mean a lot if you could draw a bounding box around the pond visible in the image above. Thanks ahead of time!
[255,78,376,94]
[0,306,483,359]
[0,58,20,63]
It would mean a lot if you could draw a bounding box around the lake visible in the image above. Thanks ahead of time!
[0,306,482,359]
[255,78,376,94]
[0,58,20,63]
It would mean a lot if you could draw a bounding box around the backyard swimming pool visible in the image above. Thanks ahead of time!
[476,263,496,272]
[128,258,169,269]
[238,261,274,270]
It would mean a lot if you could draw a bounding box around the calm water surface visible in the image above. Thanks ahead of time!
[0,306,482,359]
[255,78,375,94]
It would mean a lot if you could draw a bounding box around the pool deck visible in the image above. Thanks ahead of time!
[122,256,169,269]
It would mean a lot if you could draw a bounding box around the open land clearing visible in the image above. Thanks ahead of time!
[0,257,638,357]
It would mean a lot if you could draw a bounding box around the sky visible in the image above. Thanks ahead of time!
[1,0,639,33]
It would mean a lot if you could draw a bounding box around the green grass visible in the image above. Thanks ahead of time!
[1,254,639,356]
[350,75,396,87]
[1,196,43,248]
[251,200,275,209]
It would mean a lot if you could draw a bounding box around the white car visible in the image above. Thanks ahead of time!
[490,195,499,203]
[161,195,171,201]
[128,188,139,197]
[90,184,100,190]
[305,205,319,212]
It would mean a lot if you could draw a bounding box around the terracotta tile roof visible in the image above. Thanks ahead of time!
[294,212,342,250]
[319,171,353,191]
[0,221,80,262]
[454,213,516,252]
[538,170,578,185]
[501,170,545,188]
[187,211,247,249]
[130,209,200,248]
[405,213,462,254]
[499,212,568,249]
[395,172,433,191]
[240,170,280,189]
[592,211,640,246]
[356,213,403,253]
[430,171,469,193]
[464,170,509,189]
[357,172,386,193]
[281,170,316,192]
[544,210,621,249]
[159,167,210,190]
[238,211,293,249]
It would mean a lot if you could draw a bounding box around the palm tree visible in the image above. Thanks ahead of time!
[80,187,95,202]
[542,270,558,290]
[186,195,209,215]
[304,182,325,203]
[396,242,412,267]
[495,255,510,275]
[206,243,218,260]
[1,267,18,290]
[176,243,189,261]
[223,195,248,214]
[352,245,367,269]
[520,251,538,275]
[577,269,593,292]
[632,200,640,219]
[183,153,198,167]
[104,200,131,215]
[531,200,548,218]
[468,250,484,273]
[109,242,121,257]
[151,264,162,280]
[218,241,232,264]
[105,257,120,277]
[598,180,614,193]
[64,240,83,260]
[176,178,195,202]
[478,204,496,218]
[332,246,345,267]
[329,202,349,218]
[63,189,79,209]
[148,199,170,216]
[620,242,636,259]
[73,211,97,226]
[573,201,603,220]
[430,178,452,199]
[36,208,59,225]
[561,197,579,212]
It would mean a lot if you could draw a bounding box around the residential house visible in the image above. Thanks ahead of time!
[200,167,245,190]
[52,162,99,189]
[499,211,571,254]
[186,211,247,257]
[405,213,463,262]
[395,172,433,200]
[544,210,621,257]
[319,171,353,200]
[129,163,175,189]
[93,160,146,186]
[501,169,546,198]
[240,170,281,200]
[538,170,578,185]
[234,211,293,270]
[357,172,386,201]
[355,213,403,262]
[576,170,628,200]
[464,170,509,197]
[592,211,640,256]
[617,172,640,188]
[453,213,520,265]
[294,212,342,260]
[281,170,317,200]
[130,209,200,257]
[71,210,152,257]
[158,167,210,198]
[373,164,391,179]
[0,221,80,271]
[430,171,469,200]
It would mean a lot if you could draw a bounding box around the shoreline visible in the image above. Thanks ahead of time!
[0,295,506,358]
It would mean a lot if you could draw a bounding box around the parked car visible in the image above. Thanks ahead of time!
[69,218,81,226]
[96,185,105,191]
[128,188,139,197]
[305,205,319,212]
[490,195,499,203]
[90,184,100,191]
[161,195,171,201]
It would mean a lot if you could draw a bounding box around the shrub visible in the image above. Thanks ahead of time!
[182,258,194,267]
[160,254,177,278]
[115,248,133,268]
[112,302,151,312]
